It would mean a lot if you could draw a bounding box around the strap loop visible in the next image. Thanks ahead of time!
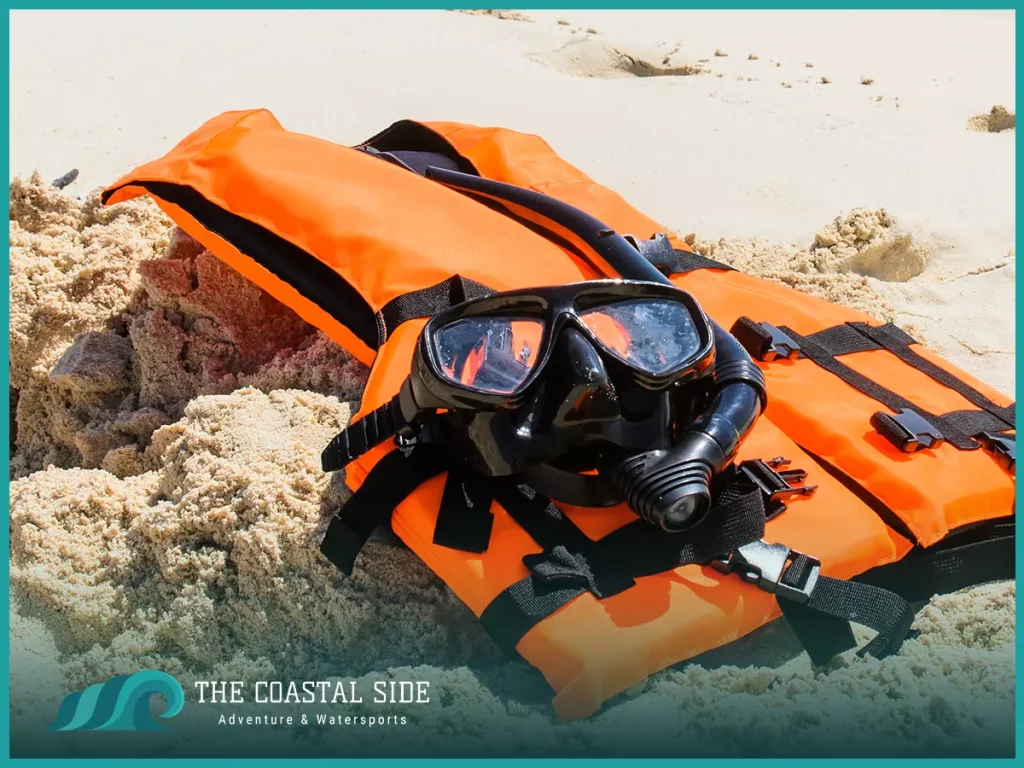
[318,447,446,574]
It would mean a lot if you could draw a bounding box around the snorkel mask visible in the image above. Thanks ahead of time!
[330,276,766,533]
[397,280,719,531]
[326,161,768,532]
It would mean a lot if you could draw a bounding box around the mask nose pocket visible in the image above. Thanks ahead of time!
[546,327,621,427]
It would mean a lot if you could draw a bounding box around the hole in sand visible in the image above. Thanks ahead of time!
[529,37,706,79]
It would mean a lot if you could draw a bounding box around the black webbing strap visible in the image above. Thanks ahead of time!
[803,322,1014,428]
[479,484,769,654]
[782,326,985,450]
[432,471,495,554]
[856,519,1015,603]
[801,322,901,356]
[376,275,494,344]
[777,567,915,665]
[782,519,1016,665]
[321,395,407,471]
[733,317,1015,458]
[849,323,1014,425]
[318,447,446,575]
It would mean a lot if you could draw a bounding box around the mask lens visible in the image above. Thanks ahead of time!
[581,299,702,375]
[433,317,544,394]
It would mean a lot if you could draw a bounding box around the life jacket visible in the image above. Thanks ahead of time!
[104,110,1015,722]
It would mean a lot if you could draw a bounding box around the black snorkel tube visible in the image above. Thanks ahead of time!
[424,166,767,532]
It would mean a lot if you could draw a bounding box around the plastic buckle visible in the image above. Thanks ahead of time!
[979,432,1016,472]
[871,408,945,452]
[623,232,679,273]
[395,432,418,449]
[732,319,803,362]
[711,540,821,604]
[760,323,802,362]
[737,457,818,517]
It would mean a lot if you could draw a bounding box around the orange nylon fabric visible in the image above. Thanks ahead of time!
[103,111,1007,723]
[104,109,595,366]
[428,120,1015,547]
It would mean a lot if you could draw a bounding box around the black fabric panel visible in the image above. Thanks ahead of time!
[103,181,380,351]
[358,120,480,176]
[371,149,462,176]
[856,520,1015,602]
[433,472,495,553]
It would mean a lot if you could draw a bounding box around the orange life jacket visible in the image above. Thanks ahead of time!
[104,110,1015,722]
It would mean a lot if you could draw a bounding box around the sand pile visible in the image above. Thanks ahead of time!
[9,175,365,478]
[968,105,1015,133]
[9,174,172,475]
[8,180,1014,755]
[684,207,937,321]
[10,389,502,699]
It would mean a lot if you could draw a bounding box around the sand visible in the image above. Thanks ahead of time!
[7,9,1015,757]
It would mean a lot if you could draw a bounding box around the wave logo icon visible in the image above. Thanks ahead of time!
[49,670,185,732]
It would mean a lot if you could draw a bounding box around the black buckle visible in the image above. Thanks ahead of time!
[731,318,803,362]
[395,430,418,449]
[623,232,679,273]
[871,408,945,452]
[711,540,821,604]
[979,432,1016,472]
[736,457,817,518]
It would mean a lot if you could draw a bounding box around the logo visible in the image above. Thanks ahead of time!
[49,670,185,732]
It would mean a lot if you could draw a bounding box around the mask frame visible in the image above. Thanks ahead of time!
[402,279,716,417]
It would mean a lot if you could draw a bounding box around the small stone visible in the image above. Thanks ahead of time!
[49,332,134,394]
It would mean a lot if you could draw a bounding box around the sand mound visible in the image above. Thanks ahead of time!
[9,176,366,478]
[806,208,931,282]
[9,174,172,476]
[530,36,706,79]
[10,388,503,701]
[681,207,937,322]
[968,105,1015,133]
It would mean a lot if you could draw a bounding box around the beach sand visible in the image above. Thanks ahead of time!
[8,10,1015,756]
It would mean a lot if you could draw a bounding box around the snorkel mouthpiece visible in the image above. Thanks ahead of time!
[609,324,766,531]
[609,431,722,531]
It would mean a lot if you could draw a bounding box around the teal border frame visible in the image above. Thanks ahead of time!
[3,3,1018,765]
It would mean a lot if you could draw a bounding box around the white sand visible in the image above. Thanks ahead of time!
[8,10,1015,756]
